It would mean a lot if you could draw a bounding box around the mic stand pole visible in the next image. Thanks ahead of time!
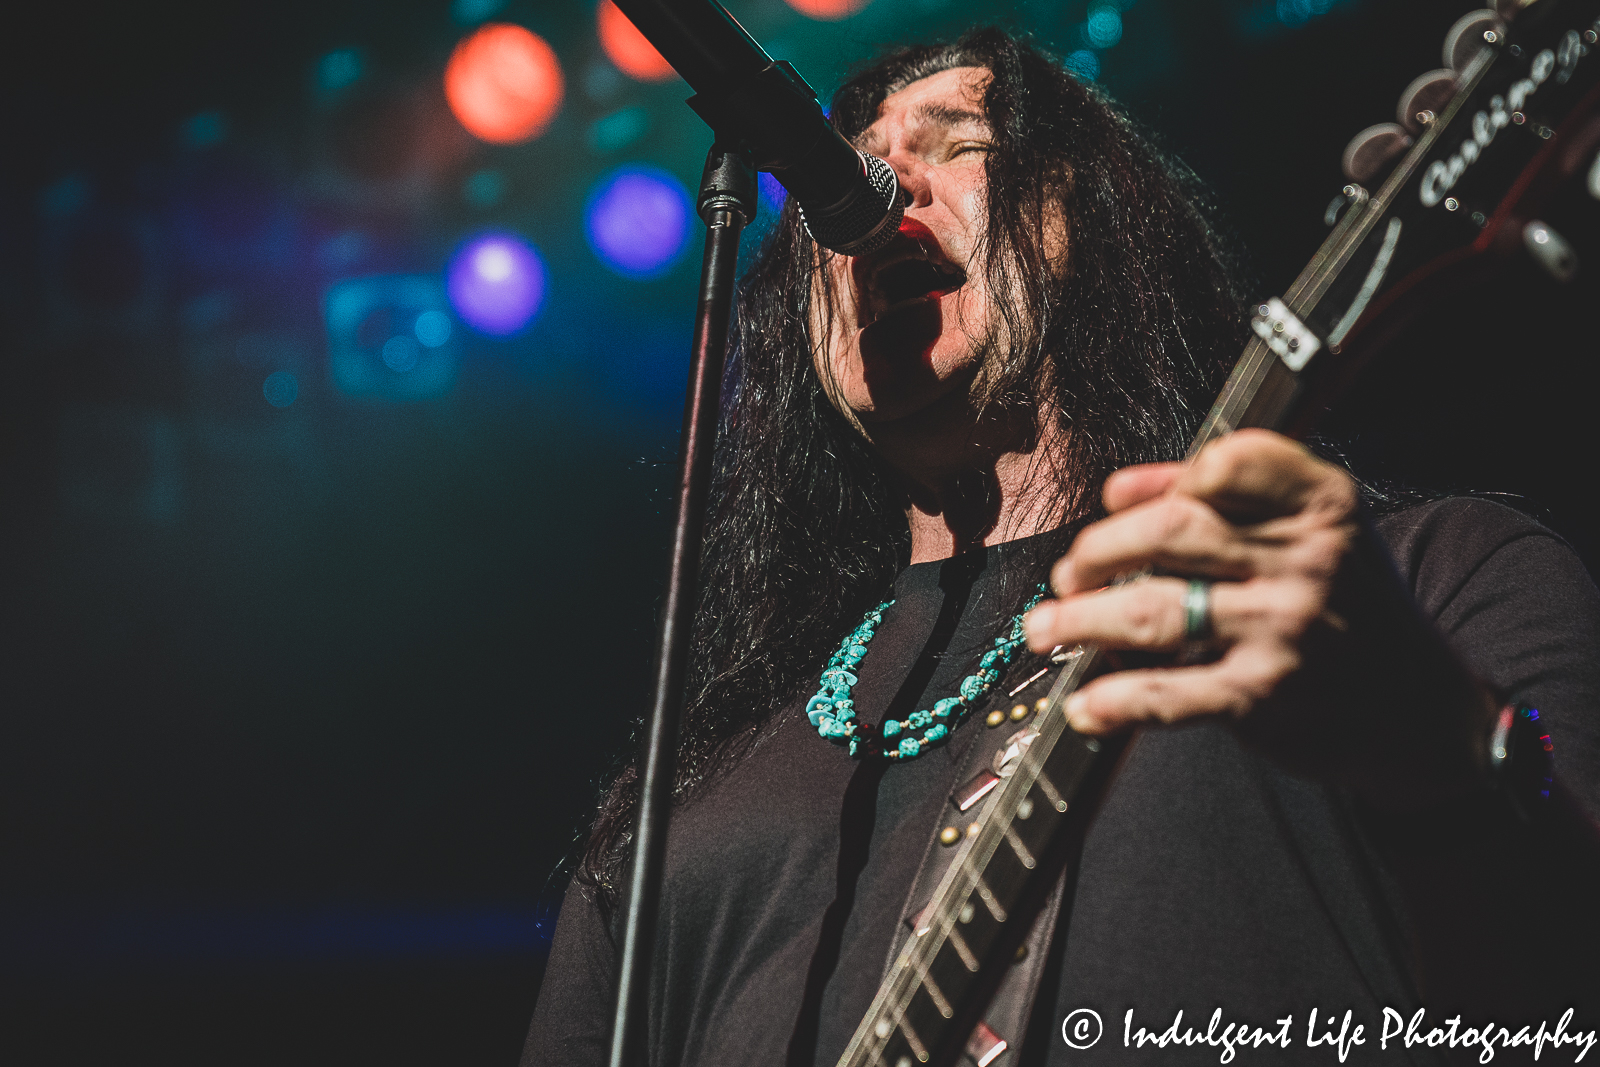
[607,142,756,1067]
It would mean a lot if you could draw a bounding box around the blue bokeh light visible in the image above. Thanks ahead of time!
[1276,0,1335,25]
[382,335,422,372]
[263,371,298,408]
[585,166,692,278]
[414,310,453,348]
[325,275,458,400]
[182,111,227,149]
[1085,8,1123,48]
[446,233,547,336]
[1065,50,1101,81]
[317,49,363,93]
[588,107,651,154]
[462,169,505,209]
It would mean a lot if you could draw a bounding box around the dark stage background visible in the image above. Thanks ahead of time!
[1,0,1593,1064]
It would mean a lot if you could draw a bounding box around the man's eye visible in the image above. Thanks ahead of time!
[949,142,991,158]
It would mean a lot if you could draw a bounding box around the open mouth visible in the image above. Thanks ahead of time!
[851,223,969,330]
[874,258,967,313]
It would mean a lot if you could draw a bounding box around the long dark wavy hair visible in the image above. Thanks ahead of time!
[576,27,1249,905]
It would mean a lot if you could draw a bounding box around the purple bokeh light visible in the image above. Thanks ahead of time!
[446,233,546,336]
[585,166,691,278]
[758,171,787,216]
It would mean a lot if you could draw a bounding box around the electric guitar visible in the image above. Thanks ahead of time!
[838,2,1600,1064]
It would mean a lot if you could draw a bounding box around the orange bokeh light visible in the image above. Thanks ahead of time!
[597,0,675,82]
[444,23,565,145]
[784,0,869,19]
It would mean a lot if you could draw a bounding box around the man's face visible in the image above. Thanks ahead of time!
[812,66,1000,435]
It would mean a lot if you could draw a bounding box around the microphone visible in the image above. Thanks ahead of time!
[610,0,904,255]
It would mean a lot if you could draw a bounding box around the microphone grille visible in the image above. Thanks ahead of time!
[800,153,904,256]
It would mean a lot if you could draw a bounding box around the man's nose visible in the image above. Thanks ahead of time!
[883,151,933,210]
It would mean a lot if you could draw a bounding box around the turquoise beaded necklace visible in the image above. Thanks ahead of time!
[806,584,1048,760]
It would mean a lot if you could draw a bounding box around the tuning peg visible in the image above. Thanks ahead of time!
[1397,69,1458,133]
[1495,0,1537,21]
[1442,9,1505,71]
[1342,123,1413,184]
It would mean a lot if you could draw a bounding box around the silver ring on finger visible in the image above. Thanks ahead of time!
[1181,578,1213,642]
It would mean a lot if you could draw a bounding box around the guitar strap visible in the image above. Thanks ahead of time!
[878,661,1068,1066]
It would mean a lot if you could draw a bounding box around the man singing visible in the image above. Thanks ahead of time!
[525,28,1600,1066]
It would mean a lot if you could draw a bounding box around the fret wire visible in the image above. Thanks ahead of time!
[975,876,1008,922]
[1003,824,1036,869]
[922,970,955,1019]
[900,1017,929,1062]
[1033,769,1066,812]
[946,926,980,972]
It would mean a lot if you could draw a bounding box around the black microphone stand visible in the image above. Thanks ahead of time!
[601,1,897,1060]
[606,144,756,1067]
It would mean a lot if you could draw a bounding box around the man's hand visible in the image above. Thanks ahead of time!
[1023,429,1494,805]
[1024,429,1359,734]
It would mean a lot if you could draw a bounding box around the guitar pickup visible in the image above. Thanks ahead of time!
[952,770,1001,812]
[1251,297,1321,372]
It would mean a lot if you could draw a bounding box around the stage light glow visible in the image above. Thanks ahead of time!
[445,24,564,145]
[182,111,227,149]
[452,0,504,24]
[318,49,364,93]
[783,0,869,19]
[1085,7,1123,48]
[463,169,505,209]
[1065,50,1100,81]
[382,335,422,371]
[586,167,691,278]
[597,0,675,81]
[758,171,787,216]
[414,310,453,348]
[326,275,458,399]
[264,371,299,408]
[588,107,650,153]
[447,233,546,335]
[1277,0,1334,25]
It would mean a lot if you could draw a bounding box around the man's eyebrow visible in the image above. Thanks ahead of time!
[913,104,988,131]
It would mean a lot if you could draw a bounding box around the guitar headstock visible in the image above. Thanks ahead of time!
[1209,0,1600,442]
